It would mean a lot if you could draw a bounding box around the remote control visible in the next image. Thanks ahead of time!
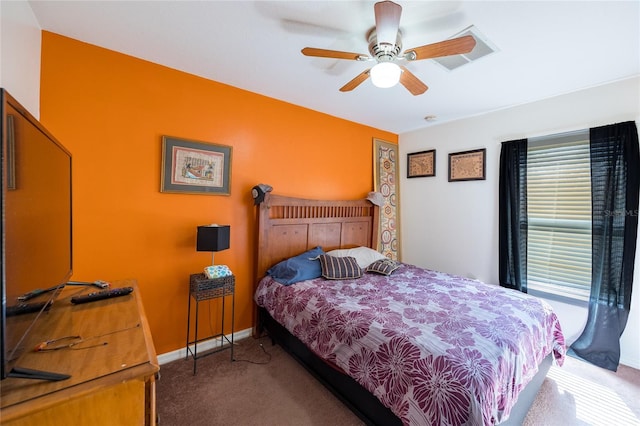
[6,301,52,317]
[71,287,134,304]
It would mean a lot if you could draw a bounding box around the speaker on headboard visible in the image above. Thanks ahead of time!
[251,183,273,205]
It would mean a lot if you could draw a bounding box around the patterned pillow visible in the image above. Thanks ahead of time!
[366,258,400,276]
[318,255,362,280]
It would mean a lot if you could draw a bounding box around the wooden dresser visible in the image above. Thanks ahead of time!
[0,279,159,425]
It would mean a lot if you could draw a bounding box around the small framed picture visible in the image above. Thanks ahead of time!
[448,148,486,182]
[161,136,232,195]
[407,150,436,178]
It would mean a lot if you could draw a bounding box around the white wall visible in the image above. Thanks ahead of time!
[399,77,640,369]
[0,0,42,116]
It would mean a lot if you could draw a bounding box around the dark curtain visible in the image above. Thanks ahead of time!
[499,139,528,292]
[569,121,640,371]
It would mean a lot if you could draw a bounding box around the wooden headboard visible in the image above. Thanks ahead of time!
[253,192,379,332]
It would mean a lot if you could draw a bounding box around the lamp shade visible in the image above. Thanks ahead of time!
[370,62,401,88]
[197,225,230,252]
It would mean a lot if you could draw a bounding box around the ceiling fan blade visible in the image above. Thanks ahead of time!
[374,1,402,46]
[301,47,368,61]
[399,66,428,96]
[404,35,477,61]
[340,69,371,92]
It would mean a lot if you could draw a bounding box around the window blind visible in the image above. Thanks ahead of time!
[527,131,591,297]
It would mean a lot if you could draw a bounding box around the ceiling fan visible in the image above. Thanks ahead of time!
[301,0,476,95]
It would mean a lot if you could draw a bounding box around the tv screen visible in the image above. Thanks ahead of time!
[1,89,72,380]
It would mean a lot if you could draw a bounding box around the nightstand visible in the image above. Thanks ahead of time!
[186,273,235,374]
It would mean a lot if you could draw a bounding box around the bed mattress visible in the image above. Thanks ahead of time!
[255,263,565,425]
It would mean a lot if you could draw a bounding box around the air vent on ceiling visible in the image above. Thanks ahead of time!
[433,25,497,71]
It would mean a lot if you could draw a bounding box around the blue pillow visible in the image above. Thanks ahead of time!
[267,246,325,285]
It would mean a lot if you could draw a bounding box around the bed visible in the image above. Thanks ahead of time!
[252,192,565,426]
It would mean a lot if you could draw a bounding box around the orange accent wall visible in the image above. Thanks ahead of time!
[39,32,397,355]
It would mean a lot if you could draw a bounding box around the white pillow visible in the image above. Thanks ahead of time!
[326,246,387,269]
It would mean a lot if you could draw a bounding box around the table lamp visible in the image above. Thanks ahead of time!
[196,225,230,265]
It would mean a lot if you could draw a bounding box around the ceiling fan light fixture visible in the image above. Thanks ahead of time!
[370,62,401,88]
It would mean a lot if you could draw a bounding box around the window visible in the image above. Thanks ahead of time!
[526,130,591,301]
[501,120,639,371]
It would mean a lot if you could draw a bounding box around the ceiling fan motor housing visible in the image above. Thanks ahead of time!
[367,29,402,62]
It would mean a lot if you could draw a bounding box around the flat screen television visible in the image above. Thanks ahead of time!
[1,88,72,381]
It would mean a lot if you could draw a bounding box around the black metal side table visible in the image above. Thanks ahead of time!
[186,273,235,374]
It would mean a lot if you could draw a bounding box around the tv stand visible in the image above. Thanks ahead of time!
[8,366,70,381]
[0,280,158,425]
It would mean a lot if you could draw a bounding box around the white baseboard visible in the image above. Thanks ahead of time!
[620,355,640,370]
[157,327,253,365]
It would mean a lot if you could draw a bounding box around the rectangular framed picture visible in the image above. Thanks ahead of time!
[407,149,435,178]
[161,136,232,195]
[448,148,486,182]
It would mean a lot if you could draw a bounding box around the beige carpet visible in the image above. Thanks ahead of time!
[156,337,640,426]
[523,352,640,426]
[156,336,362,426]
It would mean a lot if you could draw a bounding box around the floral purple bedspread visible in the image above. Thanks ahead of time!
[255,263,566,426]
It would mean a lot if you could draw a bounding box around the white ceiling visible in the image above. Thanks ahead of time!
[28,1,640,134]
